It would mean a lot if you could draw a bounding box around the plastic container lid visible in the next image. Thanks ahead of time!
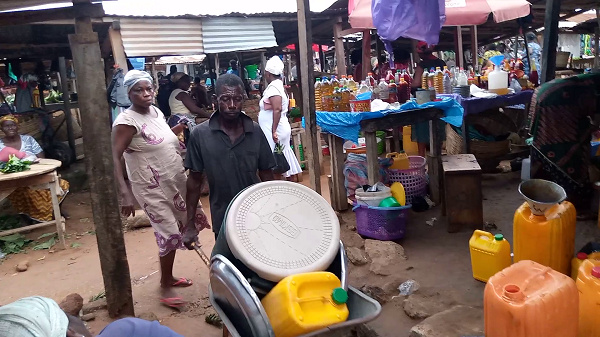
[225,181,340,282]
[494,234,504,241]
[332,288,348,304]
[577,252,588,260]
[592,267,600,278]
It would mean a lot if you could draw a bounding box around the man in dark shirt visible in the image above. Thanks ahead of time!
[183,74,275,245]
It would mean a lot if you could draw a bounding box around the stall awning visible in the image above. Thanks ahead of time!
[118,18,203,57]
[201,17,277,54]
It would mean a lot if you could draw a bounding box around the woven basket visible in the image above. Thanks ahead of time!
[387,156,427,205]
[9,115,43,141]
[446,124,510,159]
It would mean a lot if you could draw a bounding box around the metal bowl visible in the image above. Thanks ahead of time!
[518,179,567,216]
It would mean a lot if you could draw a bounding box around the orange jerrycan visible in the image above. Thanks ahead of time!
[469,230,512,282]
[402,126,419,156]
[513,179,576,275]
[261,272,349,337]
[484,260,579,337]
[572,252,589,280]
[576,259,600,337]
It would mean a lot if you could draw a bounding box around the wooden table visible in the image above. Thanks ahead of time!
[328,107,444,211]
[0,159,66,249]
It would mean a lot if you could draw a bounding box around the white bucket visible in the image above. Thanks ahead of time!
[355,186,392,207]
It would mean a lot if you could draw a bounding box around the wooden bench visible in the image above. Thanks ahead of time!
[442,154,483,233]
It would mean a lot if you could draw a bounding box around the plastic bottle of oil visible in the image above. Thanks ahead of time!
[341,86,351,111]
[314,77,322,111]
[428,68,435,90]
[332,86,342,112]
[422,68,430,89]
[434,67,444,95]
[340,75,347,87]
[321,77,333,112]
[347,75,358,94]
[331,75,340,89]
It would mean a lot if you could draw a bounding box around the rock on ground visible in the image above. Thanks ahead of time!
[16,260,29,272]
[364,240,408,276]
[409,305,483,337]
[59,293,84,316]
[360,285,389,304]
[403,288,456,319]
[356,323,381,337]
[122,213,151,229]
[343,232,365,249]
[81,313,96,322]
[137,312,158,321]
[82,298,107,315]
[346,247,370,266]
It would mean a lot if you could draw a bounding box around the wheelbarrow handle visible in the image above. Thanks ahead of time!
[191,242,211,267]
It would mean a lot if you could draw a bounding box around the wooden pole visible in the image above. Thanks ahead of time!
[540,0,561,83]
[68,14,134,317]
[151,57,158,88]
[595,27,600,70]
[215,53,220,79]
[457,26,464,69]
[296,0,321,193]
[361,30,371,80]
[333,20,347,78]
[58,57,76,160]
[318,44,325,72]
[470,26,478,72]
[108,26,127,74]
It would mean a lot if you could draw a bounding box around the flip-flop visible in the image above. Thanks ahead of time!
[160,297,186,308]
[172,277,193,287]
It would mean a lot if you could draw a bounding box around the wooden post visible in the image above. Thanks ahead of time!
[215,53,220,78]
[151,57,158,88]
[334,19,347,78]
[296,0,321,193]
[58,57,76,160]
[361,30,371,80]
[318,44,325,72]
[328,135,348,211]
[365,131,379,185]
[456,26,464,69]
[595,27,600,70]
[540,0,561,84]
[470,26,478,72]
[428,119,442,204]
[68,14,134,317]
[108,26,127,73]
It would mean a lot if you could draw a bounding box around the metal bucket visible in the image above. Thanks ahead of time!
[518,179,567,216]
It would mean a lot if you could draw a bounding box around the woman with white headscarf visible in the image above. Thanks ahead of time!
[111,70,210,309]
[258,56,302,180]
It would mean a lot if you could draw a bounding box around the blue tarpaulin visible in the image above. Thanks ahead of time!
[308,97,464,143]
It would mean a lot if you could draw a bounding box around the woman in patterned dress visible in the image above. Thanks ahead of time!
[111,71,210,308]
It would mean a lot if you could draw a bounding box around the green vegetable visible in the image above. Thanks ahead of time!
[33,236,56,250]
[274,143,285,154]
[0,234,32,255]
[0,155,32,174]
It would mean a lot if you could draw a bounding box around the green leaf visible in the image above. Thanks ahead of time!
[33,237,56,250]
[0,234,25,242]
[70,242,82,248]
[37,232,57,240]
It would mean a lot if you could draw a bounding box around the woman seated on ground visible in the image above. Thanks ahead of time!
[0,296,183,337]
[0,114,69,221]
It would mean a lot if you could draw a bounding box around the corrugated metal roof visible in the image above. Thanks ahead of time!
[153,54,206,65]
[118,18,203,57]
[201,17,277,54]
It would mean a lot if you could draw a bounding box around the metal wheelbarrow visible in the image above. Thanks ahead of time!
[207,241,382,337]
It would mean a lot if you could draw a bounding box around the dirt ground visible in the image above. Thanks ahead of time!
[1,164,599,336]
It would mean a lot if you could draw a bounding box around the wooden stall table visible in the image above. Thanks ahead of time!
[0,159,66,249]
[443,91,534,152]
[327,107,444,211]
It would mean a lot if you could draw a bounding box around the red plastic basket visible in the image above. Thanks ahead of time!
[387,156,427,205]
[354,204,410,241]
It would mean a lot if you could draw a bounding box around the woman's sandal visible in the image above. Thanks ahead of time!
[160,297,186,308]
[172,277,193,287]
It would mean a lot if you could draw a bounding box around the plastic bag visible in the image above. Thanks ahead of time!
[372,0,445,46]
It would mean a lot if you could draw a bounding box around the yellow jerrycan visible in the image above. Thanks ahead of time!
[261,272,349,337]
[576,259,600,337]
[387,151,410,170]
[469,230,512,282]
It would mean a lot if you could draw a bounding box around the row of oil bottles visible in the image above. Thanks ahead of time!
[469,184,599,336]
[314,70,413,112]
[422,66,471,95]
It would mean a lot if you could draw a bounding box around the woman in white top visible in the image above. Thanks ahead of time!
[258,56,302,180]
[168,72,211,123]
